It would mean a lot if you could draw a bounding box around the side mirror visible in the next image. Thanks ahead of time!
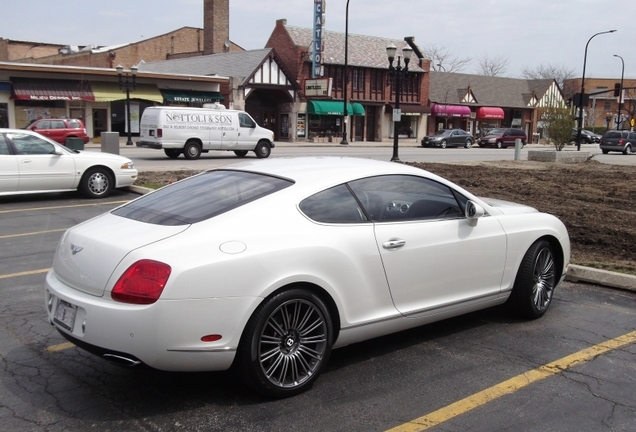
[465,200,485,219]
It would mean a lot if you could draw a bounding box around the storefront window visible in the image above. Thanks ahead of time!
[308,114,342,138]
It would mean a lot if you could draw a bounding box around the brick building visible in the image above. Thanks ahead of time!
[266,19,431,142]
[0,0,242,70]
[563,77,636,130]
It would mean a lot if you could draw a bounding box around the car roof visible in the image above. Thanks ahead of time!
[222,157,431,187]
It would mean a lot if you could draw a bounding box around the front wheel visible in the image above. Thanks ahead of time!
[183,140,202,160]
[440,140,447,149]
[254,141,271,158]
[80,167,114,198]
[237,288,333,398]
[464,139,473,149]
[496,141,504,149]
[507,239,556,319]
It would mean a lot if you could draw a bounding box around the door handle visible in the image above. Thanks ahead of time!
[382,239,406,250]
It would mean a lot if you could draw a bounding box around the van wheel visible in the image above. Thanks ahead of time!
[496,141,503,149]
[164,149,181,159]
[234,150,248,157]
[184,141,202,160]
[254,141,271,159]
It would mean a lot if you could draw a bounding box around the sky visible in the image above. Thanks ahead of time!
[2,0,634,80]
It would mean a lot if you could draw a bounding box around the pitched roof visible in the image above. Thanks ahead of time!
[284,25,426,72]
[429,71,556,108]
[138,49,275,85]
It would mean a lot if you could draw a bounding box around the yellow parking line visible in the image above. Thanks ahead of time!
[0,200,128,214]
[386,330,636,432]
[46,342,75,352]
[0,228,67,239]
[0,268,50,279]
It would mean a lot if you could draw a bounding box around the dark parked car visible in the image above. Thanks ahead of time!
[571,129,601,144]
[599,130,635,155]
[421,129,474,148]
[477,128,526,148]
[26,118,90,145]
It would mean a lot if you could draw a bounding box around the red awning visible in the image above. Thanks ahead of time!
[11,79,94,101]
[476,106,504,119]
[430,104,471,118]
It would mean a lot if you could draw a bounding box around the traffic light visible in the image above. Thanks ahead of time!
[614,83,621,97]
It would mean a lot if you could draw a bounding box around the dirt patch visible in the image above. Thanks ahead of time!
[136,160,636,274]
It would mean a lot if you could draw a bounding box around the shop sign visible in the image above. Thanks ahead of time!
[305,79,332,97]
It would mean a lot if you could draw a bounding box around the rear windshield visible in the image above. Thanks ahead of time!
[604,131,623,139]
[112,170,293,225]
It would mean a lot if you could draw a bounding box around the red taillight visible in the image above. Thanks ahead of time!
[157,128,163,138]
[112,260,171,304]
[618,139,625,145]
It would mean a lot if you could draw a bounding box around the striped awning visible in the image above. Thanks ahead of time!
[11,78,94,101]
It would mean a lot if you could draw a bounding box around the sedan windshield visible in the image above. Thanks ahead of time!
[487,129,504,135]
[434,130,453,137]
[112,170,293,225]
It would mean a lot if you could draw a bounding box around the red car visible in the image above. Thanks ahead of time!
[26,118,90,145]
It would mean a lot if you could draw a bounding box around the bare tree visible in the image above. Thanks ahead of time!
[521,63,575,92]
[476,54,510,76]
[422,44,471,73]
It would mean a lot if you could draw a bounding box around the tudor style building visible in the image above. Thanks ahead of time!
[428,71,564,140]
[266,19,431,142]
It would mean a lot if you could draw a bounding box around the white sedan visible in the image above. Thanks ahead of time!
[44,157,570,397]
[0,128,137,198]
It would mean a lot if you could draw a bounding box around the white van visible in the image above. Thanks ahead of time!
[137,105,275,160]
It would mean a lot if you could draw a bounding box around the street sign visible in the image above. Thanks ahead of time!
[392,109,401,122]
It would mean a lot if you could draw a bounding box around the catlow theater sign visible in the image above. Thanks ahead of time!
[312,0,325,78]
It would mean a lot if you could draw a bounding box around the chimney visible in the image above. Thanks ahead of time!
[204,0,230,55]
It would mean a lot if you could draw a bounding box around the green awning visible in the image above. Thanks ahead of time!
[90,82,164,103]
[161,89,224,103]
[307,100,364,116]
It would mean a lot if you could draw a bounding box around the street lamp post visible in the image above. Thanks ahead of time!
[576,30,616,151]
[386,43,412,162]
[116,64,138,146]
[340,0,350,145]
[613,54,625,130]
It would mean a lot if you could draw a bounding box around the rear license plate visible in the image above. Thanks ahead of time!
[54,299,77,331]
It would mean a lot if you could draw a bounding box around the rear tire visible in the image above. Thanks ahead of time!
[237,288,333,398]
[164,149,181,159]
[623,144,632,155]
[507,239,556,319]
[183,140,202,160]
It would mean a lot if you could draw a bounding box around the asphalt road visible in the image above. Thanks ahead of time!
[1,188,635,431]
[83,140,636,172]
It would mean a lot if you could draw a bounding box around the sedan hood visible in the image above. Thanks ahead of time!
[480,197,538,214]
[53,212,188,297]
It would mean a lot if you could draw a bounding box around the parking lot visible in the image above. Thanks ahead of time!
[1,186,635,431]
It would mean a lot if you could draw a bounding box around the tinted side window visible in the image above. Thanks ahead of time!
[300,184,367,223]
[348,175,463,222]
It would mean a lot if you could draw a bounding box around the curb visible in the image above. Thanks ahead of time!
[126,186,636,293]
[566,264,636,292]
